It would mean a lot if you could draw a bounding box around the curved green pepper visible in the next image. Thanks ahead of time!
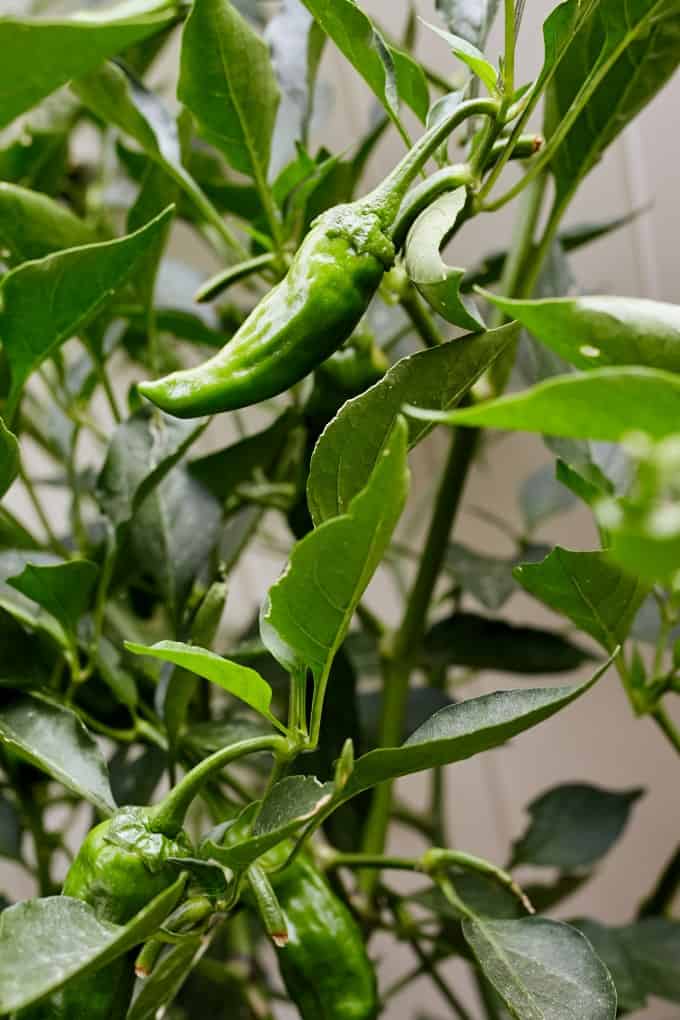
[138,98,499,419]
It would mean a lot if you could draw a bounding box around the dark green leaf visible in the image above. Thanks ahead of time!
[463,916,617,1020]
[0,183,97,262]
[424,613,593,674]
[0,876,185,1014]
[1,207,173,416]
[0,0,178,131]
[108,744,167,808]
[345,666,607,798]
[514,547,648,650]
[0,419,19,500]
[407,367,680,442]
[8,559,98,635]
[0,795,22,861]
[0,693,115,814]
[511,784,643,870]
[308,323,518,525]
[181,716,274,759]
[262,419,409,679]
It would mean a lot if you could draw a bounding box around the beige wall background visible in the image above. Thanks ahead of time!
[2,2,679,1018]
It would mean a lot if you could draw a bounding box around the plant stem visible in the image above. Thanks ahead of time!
[18,463,69,557]
[400,286,444,348]
[411,940,475,1020]
[360,423,479,892]
[503,0,516,98]
[638,844,680,917]
[652,706,680,755]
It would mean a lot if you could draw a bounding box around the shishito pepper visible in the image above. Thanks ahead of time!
[138,98,499,418]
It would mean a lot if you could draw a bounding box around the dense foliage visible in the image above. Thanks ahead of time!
[0,0,679,1017]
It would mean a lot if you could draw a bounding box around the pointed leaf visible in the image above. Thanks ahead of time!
[463,917,617,1020]
[308,323,518,525]
[0,207,173,415]
[435,0,500,48]
[514,547,648,650]
[0,877,185,1014]
[0,693,116,814]
[424,21,499,93]
[125,640,282,729]
[8,560,98,635]
[262,419,409,679]
[0,182,98,262]
[406,367,680,442]
[0,419,19,500]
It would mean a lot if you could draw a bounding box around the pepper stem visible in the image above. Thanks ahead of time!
[363,97,501,227]
[147,734,288,836]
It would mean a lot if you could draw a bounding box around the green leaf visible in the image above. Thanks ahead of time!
[573,918,680,1011]
[404,189,485,331]
[261,419,409,680]
[0,876,185,1014]
[0,693,116,814]
[127,937,204,1020]
[0,795,22,861]
[178,0,280,182]
[345,665,607,798]
[0,0,178,131]
[97,411,206,529]
[203,775,333,870]
[462,916,617,1020]
[308,323,518,525]
[424,613,593,675]
[511,784,643,870]
[484,293,680,373]
[0,419,19,500]
[125,640,283,730]
[0,183,98,262]
[514,547,648,651]
[546,0,680,202]
[8,560,98,635]
[435,0,500,48]
[0,207,173,417]
[299,0,429,126]
[181,716,275,760]
[424,21,499,93]
[406,367,680,442]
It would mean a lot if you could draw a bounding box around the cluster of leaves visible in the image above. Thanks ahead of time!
[0,0,679,1018]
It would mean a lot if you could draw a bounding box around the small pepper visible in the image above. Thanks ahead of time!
[137,98,500,418]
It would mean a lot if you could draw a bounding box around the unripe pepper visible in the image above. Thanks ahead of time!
[138,98,499,419]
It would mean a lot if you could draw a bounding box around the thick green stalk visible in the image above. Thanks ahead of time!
[638,844,680,917]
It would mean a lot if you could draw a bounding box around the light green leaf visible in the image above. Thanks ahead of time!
[308,323,518,525]
[0,876,185,1014]
[0,419,19,500]
[178,0,280,181]
[484,293,680,373]
[405,188,485,331]
[424,20,499,93]
[0,182,98,261]
[0,0,178,131]
[514,547,648,651]
[406,368,680,442]
[463,917,617,1020]
[0,207,173,417]
[124,640,284,730]
[299,0,429,125]
[0,693,116,814]
[345,665,607,798]
[261,418,409,680]
[511,783,643,870]
[8,560,98,635]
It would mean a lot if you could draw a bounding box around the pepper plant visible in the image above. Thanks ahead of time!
[0,0,679,1017]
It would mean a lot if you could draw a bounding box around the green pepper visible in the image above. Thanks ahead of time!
[138,98,499,419]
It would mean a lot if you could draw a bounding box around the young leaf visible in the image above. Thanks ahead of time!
[0,694,116,815]
[344,665,608,798]
[404,188,485,331]
[406,367,680,442]
[424,21,499,94]
[483,294,680,374]
[0,419,19,500]
[0,0,178,131]
[514,547,648,651]
[308,322,518,525]
[462,917,617,1020]
[511,784,643,870]
[0,876,185,1014]
[435,0,500,49]
[262,418,409,680]
[8,560,98,636]
[0,182,98,262]
[299,0,429,126]
[178,0,280,183]
[0,207,173,417]
[125,640,284,731]
[424,613,593,675]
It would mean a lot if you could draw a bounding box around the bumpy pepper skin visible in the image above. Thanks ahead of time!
[138,206,395,418]
[274,856,378,1020]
